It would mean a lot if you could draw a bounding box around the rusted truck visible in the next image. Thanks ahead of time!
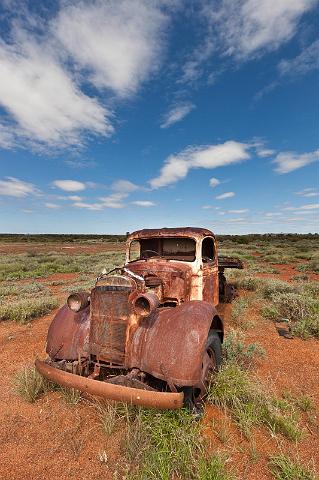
[36,227,242,412]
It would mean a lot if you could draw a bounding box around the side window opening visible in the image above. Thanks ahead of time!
[202,237,215,263]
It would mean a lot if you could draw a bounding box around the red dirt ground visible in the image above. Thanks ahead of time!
[0,245,318,479]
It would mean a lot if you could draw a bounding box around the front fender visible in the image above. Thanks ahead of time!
[46,305,91,360]
[127,300,222,386]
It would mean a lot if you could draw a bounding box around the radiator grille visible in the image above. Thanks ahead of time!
[89,287,131,364]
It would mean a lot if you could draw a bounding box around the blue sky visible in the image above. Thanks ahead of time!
[0,0,319,234]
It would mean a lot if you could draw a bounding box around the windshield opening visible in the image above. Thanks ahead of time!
[129,237,196,262]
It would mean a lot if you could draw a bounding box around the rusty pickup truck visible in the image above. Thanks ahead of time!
[36,227,243,412]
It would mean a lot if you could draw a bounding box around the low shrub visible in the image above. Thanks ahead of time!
[223,330,265,368]
[269,454,316,480]
[14,365,56,402]
[208,364,303,441]
[14,365,45,403]
[0,296,59,323]
[231,297,250,328]
[260,279,298,299]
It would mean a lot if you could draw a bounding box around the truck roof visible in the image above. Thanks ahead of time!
[128,227,214,240]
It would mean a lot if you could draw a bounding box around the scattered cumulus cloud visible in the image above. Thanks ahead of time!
[72,201,102,211]
[206,0,317,60]
[99,192,127,209]
[226,217,245,223]
[0,0,169,149]
[131,200,156,207]
[265,212,282,217]
[228,209,248,213]
[52,180,86,191]
[0,33,111,150]
[298,204,319,210]
[273,149,319,173]
[209,177,220,188]
[68,195,83,202]
[295,188,319,198]
[45,202,60,209]
[278,39,319,77]
[216,192,235,200]
[150,141,250,188]
[160,102,195,128]
[0,177,39,197]
[54,0,168,98]
[111,179,139,193]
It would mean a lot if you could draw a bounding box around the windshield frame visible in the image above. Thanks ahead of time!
[126,236,199,263]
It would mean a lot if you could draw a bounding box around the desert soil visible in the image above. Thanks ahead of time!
[0,243,318,480]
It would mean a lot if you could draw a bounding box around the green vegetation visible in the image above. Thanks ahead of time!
[0,296,59,323]
[0,251,125,281]
[269,454,316,480]
[0,282,45,297]
[100,404,237,480]
[13,365,52,403]
[208,364,303,441]
[59,386,82,405]
[223,330,265,369]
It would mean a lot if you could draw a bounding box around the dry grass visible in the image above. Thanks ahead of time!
[0,296,59,323]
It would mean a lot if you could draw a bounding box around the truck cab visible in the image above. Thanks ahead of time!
[36,227,243,413]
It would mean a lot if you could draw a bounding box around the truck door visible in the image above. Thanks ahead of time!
[201,236,219,306]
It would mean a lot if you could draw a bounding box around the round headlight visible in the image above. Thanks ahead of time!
[132,293,159,317]
[67,292,90,312]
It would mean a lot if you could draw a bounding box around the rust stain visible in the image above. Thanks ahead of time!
[39,227,243,409]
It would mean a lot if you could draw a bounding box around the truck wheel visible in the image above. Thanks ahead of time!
[183,330,222,415]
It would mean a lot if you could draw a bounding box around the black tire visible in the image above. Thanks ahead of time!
[183,330,222,415]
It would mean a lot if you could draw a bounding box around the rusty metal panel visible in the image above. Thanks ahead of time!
[36,359,184,409]
[202,264,219,306]
[127,227,214,241]
[127,300,216,386]
[127,259,192,303]
[46,305,91,360]
[89,287,131,364]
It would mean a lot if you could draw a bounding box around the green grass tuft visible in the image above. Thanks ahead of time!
[269,454,316,480]
[0,296,59,323]
[208,364,303,441]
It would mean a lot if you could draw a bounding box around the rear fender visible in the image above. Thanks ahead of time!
[127,300,223,386]
[46,305,91,360]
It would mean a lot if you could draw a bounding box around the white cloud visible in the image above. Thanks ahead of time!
[279,39,319,77]
[298,204,319,210]
[0,1,168,149]
[273,149,319,173]
[150,141,250,188]
[52,180,86,192]
[54,0,167,98]
[226,217,245,222]
[99,192,127,209]
[111,179,139,193]
[255,147,275,158]
[295,188,319,198]
[160,103,195,128]
[207,0,317,60]
[45,203,60,209]
[209,177,220,188]
[216,192,235,200]
[73,201,102,211]
[0,33,111,149]
[0,177,39,197]
[131,200,156,207]
[228,209,248,213]
[265,212,282,217]
[68,195,83,202]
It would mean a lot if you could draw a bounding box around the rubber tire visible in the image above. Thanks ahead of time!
[183,330,222,415]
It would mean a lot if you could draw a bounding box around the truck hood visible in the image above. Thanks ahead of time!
[125,259,194,303]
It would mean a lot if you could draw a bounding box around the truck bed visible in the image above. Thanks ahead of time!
[218,256,244,270]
